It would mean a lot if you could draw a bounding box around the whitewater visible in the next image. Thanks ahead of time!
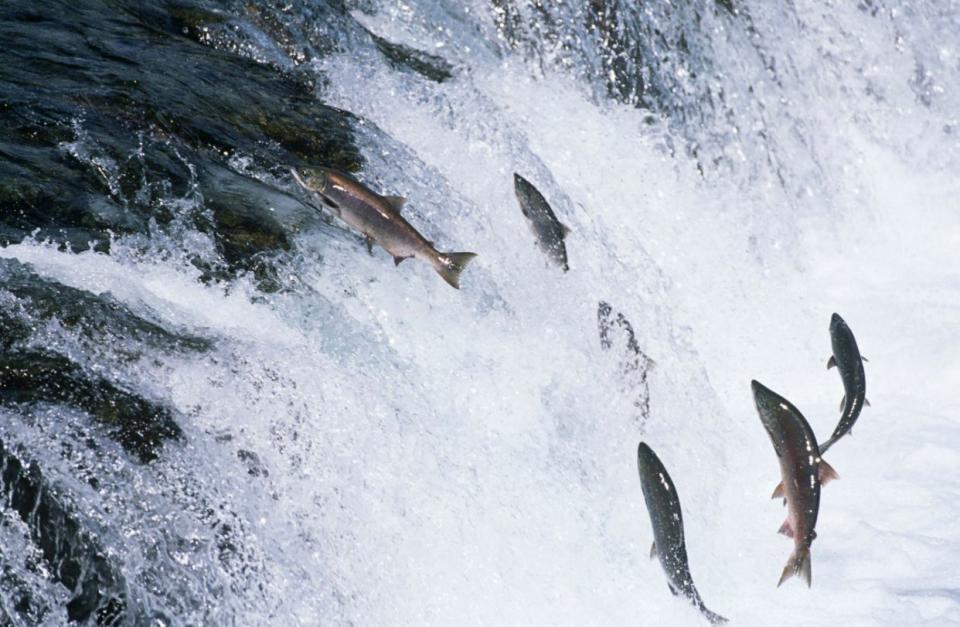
[1,1,958,625]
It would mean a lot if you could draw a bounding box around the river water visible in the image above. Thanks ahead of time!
[1,1,958,624]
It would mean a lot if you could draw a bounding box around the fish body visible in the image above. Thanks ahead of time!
[637,443,727,624]
[752,381,836,587]
[513,173,570,271]
[821,313,867,454]
[291,167,476,288]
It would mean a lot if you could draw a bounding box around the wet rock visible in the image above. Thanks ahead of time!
[0,352,181,463]
[0,0,362,272]
[0,438,130,623]
[0,259,211,355]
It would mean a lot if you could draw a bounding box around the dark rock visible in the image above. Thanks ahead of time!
[0,438,130,623]
[0,352,181,463]
[0,258,211,355]
[0,0,362,273]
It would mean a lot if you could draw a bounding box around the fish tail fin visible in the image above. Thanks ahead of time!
[700,607,729,625]
[434,252,477,289]
[778,547,812,587]
[691,592,728,624]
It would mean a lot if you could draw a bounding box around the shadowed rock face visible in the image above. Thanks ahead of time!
[0,352,181,463]
[0,259,211,356]
[0,259,206,462]
[0,438,129,624]
[0,0,362,278]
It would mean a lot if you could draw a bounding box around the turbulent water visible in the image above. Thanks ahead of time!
[1,0,958,624]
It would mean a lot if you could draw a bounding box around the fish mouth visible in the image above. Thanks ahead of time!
[830,312,845,329]
[289,167,312,191]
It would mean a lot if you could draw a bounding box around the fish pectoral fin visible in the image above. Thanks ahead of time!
[649,541,657,560]
[865,398,871,407]
[561,223,572,236]
[778,520,794,537]
[383,195,406,212]
[364,237,375,255]
[666,582,679,597]
[771,481,785,500]
[827,355,837,369]
[819,459,839,485]
[839,394,846,411]
[393,255,409,266]
[861,355,869,362]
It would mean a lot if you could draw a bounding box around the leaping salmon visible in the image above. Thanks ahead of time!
[291,167,476,289]
[821,313,868,454]
[513,173,570,271]
[752,380,837,587]
[637,442,727,624]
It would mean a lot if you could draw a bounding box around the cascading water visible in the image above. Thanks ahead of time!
[1,1,958,624]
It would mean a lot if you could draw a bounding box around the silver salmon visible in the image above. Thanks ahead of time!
[821,313,868,454]
[292,167,476,289]
[637,442,727,623]
[513,173,570,271]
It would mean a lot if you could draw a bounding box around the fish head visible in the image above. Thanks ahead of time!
[751,380,787,447]
[636,442,674,497]
[830,312,848,334]
[290,167,332,195]
[751,380,778,415]
[513,173,534,212]
[637,442,658,478]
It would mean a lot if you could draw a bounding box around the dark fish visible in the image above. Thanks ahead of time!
[637,442,727,624]
[513,173,570,271]
[752,381,837,587]
[598,301,655,426]
[292,167,476,288]
[821,313,868,454]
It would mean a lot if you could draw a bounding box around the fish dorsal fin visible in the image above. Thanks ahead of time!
[383,195,406,212]
[561,223,572,236]
[826,355,836,369]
